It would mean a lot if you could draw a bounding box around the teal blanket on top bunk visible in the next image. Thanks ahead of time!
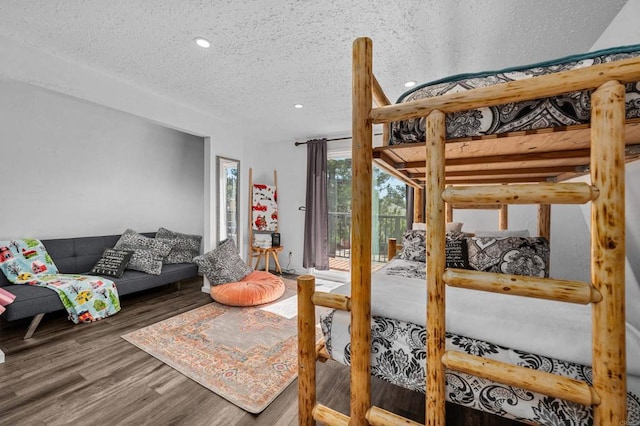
[390,44,640,145]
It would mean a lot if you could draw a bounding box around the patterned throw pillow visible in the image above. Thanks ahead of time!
[397,230,426,263]
[90,248,134,278]
[467,236,550,277]
[0,239,59,284]
[193,239,252,286]
[156,227,202,264]
[114,229,171,275]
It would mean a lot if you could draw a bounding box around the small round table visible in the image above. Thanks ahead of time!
[251,246,284,274]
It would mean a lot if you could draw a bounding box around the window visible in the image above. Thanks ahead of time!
[327,158,406,270]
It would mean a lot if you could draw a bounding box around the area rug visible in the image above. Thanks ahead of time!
[122,278,320,413]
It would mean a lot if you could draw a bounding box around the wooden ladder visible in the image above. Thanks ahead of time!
[422,85,627,424]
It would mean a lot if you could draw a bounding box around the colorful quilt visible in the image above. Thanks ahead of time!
[0,239,120,323]
[35,274,120,323]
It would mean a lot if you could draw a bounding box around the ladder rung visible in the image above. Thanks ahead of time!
[367,405,423,426]
[313,403,350,425]
[443,268,602,304]
[442,182,598,205]
[312,291,351,311]
[441,350,600,407]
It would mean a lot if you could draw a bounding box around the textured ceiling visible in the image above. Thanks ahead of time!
[0,0,628,144]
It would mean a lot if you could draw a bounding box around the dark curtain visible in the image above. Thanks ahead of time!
[406,186,414,231]
[303,139,329,270]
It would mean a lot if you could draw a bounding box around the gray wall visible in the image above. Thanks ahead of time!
[0,79,204,240]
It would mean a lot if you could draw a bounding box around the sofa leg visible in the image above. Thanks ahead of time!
[24,313,45,340]
[175,281,183,291]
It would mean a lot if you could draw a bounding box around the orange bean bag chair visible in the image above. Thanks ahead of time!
[209,270,285,307]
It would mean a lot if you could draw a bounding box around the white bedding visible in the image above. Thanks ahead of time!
[331,258,640,376]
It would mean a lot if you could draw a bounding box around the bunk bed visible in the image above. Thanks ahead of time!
[297,38,640,425]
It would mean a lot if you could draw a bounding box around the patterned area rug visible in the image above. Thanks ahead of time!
[122,278,315,413]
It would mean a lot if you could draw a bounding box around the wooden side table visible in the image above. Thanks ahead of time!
[251,246,283,274]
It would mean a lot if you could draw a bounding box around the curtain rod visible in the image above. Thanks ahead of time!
[294,132,383,146]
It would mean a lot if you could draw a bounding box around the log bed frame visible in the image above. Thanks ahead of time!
[297,37,640,425]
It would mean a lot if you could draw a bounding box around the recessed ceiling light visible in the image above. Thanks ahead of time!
[194,37,211,48]
[404,80,417,88]
[294,104,304,109]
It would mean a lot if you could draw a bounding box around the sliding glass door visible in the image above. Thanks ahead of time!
[327,157,406,271]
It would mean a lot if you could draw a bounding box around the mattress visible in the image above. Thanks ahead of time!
[319,258,640,424]
[390,44,640,145]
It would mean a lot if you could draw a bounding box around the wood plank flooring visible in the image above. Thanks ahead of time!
[0,277,521,425]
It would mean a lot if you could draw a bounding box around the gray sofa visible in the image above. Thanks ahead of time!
[0,233,199,338]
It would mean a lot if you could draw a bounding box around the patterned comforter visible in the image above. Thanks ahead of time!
[319,259,640,425]
[390,44,640,145]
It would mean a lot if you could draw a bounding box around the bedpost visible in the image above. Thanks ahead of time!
[590,80,626,424]
[425,110,447,425]
[351,36,373,425]
[387,238,397,261]
[413,187,424,223]
[297,275,317,425]
[538,204,551,239]
[445,199,453,224]
[498,204,508,230]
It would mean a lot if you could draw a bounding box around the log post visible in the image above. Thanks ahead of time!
[387,238,397,261]
[425,110,447,425]
[351,36,373,426]
[590,80,626,424]
[538,204,551,239]
[445,201,453,224]
[499,204,508,230]
[297,275,317,426]
[414,187,424,223]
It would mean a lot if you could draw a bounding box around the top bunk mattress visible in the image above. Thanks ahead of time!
[390,44,640,145]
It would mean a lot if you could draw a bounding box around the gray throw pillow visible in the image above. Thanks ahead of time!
[114,229,172,275]
[156,227,202,264]
[193,239,252,286]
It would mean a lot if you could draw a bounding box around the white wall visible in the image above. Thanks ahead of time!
[0,79,204,240]
[0,35,246,292]
[245,141,307,274]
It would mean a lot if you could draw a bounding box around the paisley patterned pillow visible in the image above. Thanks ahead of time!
[114,229,171,275]
[156,227,202,264]
[397,230,426,263]
[467,236,550,277]
[193,239,252,286]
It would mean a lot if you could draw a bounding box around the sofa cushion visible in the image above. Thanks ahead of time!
[114,229,171,275]
[193,239,252,286]
[156,227,201,264]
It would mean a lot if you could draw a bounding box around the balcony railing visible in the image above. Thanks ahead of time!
[328,211,406,263]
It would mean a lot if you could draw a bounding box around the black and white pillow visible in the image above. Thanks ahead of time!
[467,236,550,277]
[397,230,426,263]
[114,229,172,275]
[398,229,472,268]
[90,248,134,278]
[156,227,202,264]
[193,239,252,286]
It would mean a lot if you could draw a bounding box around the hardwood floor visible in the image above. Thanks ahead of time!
[0,277,520,425]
